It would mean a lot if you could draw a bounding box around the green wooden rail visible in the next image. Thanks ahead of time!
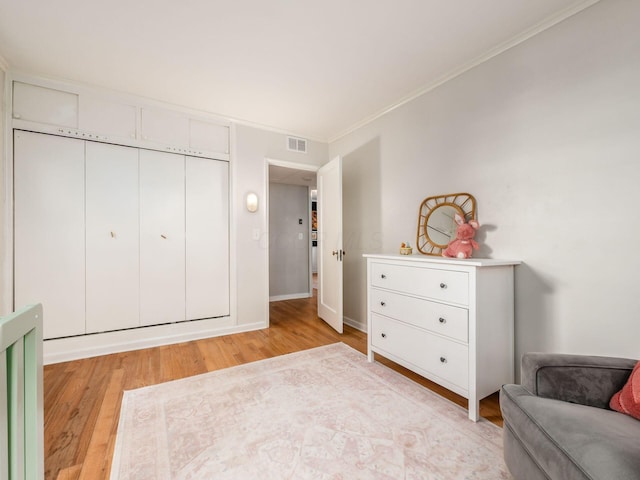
[0,304,44,480]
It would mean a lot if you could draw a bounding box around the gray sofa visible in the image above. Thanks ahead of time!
[500,353,640,480]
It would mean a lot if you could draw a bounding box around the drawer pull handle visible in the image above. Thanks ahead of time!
[440,356,447,364]
[381,333,387,338]
[439,283,447,289]
[381,274,387,279]
[380,301,386,307]
[438,317,446,324]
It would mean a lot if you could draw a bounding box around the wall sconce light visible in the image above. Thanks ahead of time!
[246,192,259,213]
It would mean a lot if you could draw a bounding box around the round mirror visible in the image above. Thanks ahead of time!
[425,204,464,247]
[417,193,476,256]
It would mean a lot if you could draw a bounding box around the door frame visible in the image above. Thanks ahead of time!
[264,158,319,317]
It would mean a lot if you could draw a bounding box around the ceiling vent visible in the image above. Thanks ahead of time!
[287,136,307,153]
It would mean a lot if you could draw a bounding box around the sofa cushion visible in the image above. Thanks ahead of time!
[610,360,640,420]
[501,384,640,480]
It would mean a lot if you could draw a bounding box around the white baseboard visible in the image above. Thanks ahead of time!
[269,292,312,302]
[43,318,266,365]
[344,315,367,333]
[43,310,364,365]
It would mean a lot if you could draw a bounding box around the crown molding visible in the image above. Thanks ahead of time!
[230,117,326,144]
[328,0,602,143]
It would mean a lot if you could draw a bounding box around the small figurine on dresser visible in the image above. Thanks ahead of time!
[400,242,412,255]
[442,214,479,259]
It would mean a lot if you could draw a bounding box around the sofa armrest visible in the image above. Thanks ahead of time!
[521,352,637,409]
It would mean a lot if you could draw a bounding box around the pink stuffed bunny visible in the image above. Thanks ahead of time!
[442,214,480,259]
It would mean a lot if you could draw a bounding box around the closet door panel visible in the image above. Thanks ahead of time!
[80,95,137,140]
[139,150,186,326]
[140,108,189,146]
[13,82,78,127]
[189,120,229,155]
[13,131,85,339]
[85,142,139,333]
[185,157,229,320]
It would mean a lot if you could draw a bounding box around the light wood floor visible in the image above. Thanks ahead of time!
[43,292,502,480]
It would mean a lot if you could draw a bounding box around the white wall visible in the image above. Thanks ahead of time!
[234,124,327,326]
[342,138,383,330]
[330,0,640,366]
[269,183,310,299]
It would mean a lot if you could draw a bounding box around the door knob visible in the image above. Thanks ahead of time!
[332,250,338,256]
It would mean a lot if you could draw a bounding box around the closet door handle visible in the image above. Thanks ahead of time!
[160,234,167,239]
[439,283,447,289]
[438,317,446,324]
[381,333,387,338]
[440,356,447,364]
[110,231,116,238]
[381,274,386,279]
[380,301,386,307]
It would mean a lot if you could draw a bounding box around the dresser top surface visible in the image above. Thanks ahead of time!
[363,253,521,267]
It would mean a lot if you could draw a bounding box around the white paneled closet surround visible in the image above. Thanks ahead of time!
[10,75,233,363]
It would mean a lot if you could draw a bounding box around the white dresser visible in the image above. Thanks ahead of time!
[364,254,520,421]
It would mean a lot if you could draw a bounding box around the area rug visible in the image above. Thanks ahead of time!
[110,343,511,479]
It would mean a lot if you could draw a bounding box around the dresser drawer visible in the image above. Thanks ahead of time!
[370,288,468,342]
[371,313,469,391]
[370,262,468,305]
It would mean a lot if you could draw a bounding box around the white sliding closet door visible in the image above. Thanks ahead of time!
[85,142,139,333]
[139,150,186,326]
[185,157,229,320]
[14,131,86,339]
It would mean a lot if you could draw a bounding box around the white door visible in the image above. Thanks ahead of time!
[185,156,230,320]
[85,142,140,333]
[13,131,86,339]
[317,156,343,333]
[139,150,186,326]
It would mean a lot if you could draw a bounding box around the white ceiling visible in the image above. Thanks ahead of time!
[0,0,597,141]
[269,165,317,187]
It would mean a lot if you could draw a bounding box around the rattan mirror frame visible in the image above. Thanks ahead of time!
[416,193,477,256]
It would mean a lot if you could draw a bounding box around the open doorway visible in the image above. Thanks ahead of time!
[267,161,318,306]
[310,188,317,292]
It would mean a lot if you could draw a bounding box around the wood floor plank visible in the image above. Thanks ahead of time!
[43,292,503,480]
[72,357,113,466]
[44,358,102,480]
[78,368,125,480]
[55,464,81,480]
